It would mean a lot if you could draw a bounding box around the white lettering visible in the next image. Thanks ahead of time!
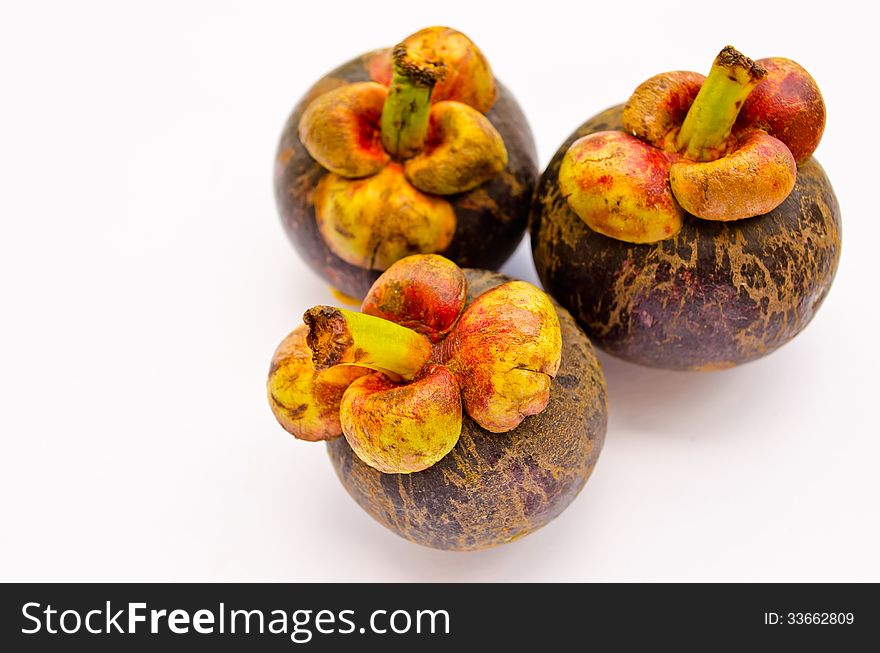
[128,602,146,633]
[268,610,288,634]
[291,610,312,644]
[85,609,102,634]
[167,609,190,634]
[44,605,57,634]
[192,609,214,634]
[371,610,387,634]
[21,602,41,634]
[150,609,167,633]
[390,610,411,634]
[59,610,81,634]
[230,609,264,634]
[106,601,124,633]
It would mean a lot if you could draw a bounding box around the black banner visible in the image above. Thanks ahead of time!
[1,583,875,650]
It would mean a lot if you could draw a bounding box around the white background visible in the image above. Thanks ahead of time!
[2,0,878,582]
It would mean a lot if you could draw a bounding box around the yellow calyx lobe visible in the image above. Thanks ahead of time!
[340,366,462,474]
[404,101,508,195]
[622,71,705,148]
[313,163,456,270]
[395,27,497,114]
[670,130,796,221]
[447,281,562,433]
[267,325,369,441]
[298,82,390,178]
[559,131,683,244]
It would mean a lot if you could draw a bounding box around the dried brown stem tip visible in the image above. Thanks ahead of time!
[391,43,447,87]
[716,45,767,81]
[303,306,352,370]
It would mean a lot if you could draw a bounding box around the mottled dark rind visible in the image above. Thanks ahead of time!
[327,269,607,551]
[530,105,841,370]
[275,50,538,298]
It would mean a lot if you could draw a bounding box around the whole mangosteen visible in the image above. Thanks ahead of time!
[530,47,840,370]
[275,27,538,300]
[267,255,607,550]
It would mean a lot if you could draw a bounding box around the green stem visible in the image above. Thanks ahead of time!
[380,43,445,159]
[676,46,766,161]
[304,306,432,381]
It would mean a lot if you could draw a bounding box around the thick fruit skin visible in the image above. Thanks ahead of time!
[327,270,607,551]
[530,105,841,370]
[275,50,538,298]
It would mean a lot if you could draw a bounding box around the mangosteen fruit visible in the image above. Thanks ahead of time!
[275,27,538,299]
[267,255,607,550]
[530,46,840,370]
